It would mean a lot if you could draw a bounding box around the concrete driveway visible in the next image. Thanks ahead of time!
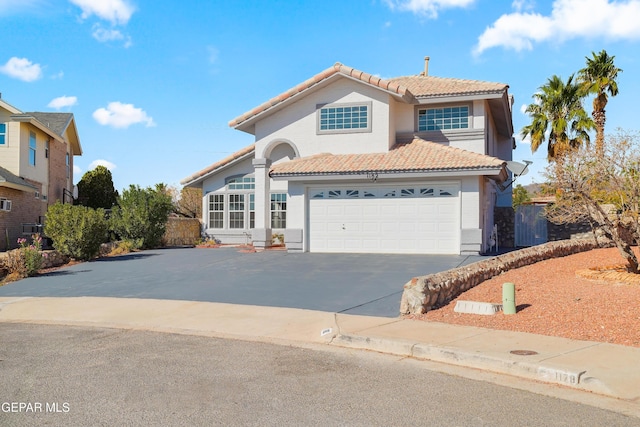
[0,247,488,317]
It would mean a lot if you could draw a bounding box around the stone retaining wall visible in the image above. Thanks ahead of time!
[0,249,69,271]
[400,238,606,315]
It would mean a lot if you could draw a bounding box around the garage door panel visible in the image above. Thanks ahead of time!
[362,222,380,233]
[344,205,363,216]
[309,184,460,254]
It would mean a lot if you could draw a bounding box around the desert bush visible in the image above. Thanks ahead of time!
[1,234,44,279]
[44,202,109,260]
[110,184,173,250]
[108,240,137,256]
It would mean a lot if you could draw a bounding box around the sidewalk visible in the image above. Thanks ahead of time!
[1,296,639,412]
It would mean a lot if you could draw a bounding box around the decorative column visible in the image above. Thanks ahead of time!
[252,158,272,249]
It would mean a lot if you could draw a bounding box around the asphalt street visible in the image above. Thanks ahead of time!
[1,323,637,426]
[0,247,487,317]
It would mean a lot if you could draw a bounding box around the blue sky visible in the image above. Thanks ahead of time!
[1,0,639,191]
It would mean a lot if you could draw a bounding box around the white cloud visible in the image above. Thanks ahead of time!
[48,95,78,109]
[475,0,640,55]
[73,165,83,176]
[384,0,476,18]
[92,25,132,47]
[92,26,123,42]
[88,159,117,171]
[0,57,43,82]
[519,134,532,145]
[93,101,156,129]
[511,0,535,12]
[519,104,528,114]
[69,0,135,25]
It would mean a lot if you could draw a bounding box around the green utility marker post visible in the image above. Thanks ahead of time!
[503,282,516,315]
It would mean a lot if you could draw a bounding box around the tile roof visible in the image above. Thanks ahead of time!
[180,144,255,185]
[387,75,508,98]
[229,62,414,128]
[229,63,509,129]
[270,138,505,177]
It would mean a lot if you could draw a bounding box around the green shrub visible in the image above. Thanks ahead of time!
[44,202,109,260]
[109,184,173,250]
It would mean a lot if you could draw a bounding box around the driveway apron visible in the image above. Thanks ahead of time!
[0,247,487,317]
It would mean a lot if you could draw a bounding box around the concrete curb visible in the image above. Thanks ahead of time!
[1,296,638,406]
[332,333,587,389]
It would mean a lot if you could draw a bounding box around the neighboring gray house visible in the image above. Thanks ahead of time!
[182,59,514,254]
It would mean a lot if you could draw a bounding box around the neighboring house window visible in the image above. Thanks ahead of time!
[66,153,70,178]
[209,194,224,228]
[0,198,11,211]
[418,106,469,131]
[45,140,49,158]
[29,131,37,165]
[270,193,286,229]
[229,194,245,229]
[0,123,6,145]
[317,102,372,134]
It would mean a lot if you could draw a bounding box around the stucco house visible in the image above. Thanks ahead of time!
[0,96,82,250]
[181,59,514,255]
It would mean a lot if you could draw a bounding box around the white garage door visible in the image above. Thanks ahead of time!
[308,184,460,254]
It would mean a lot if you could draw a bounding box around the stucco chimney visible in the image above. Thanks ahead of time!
[423,56,430,76]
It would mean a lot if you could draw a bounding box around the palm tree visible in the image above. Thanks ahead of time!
[521,74,594,164]
[578,50,622,157]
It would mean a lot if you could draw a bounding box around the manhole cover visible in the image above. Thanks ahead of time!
[510,350,538,356]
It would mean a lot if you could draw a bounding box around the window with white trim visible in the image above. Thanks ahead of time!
[226,176,255,190]
[317,102,371,134]
[29,131,36,165]
[209,194,224,228]
[229,194,245,229]
[418,106,469,131]
[0,123,6,145]
[66,153,70,178]
[0,198,11,211]
[270,193,286,229]
[249,194,255,229]
[45,140,49,158]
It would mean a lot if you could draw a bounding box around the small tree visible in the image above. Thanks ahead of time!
[110,184,174,249]
[44,202,109,260]
[545,130,640,273]
[512,184,531,209]
[176,187,202,218]
[76,165,118,209]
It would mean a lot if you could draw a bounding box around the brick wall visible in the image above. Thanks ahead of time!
[0,182,45,251]
[48,138,69,205]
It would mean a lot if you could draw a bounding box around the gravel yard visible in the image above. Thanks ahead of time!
[409,246,640,348]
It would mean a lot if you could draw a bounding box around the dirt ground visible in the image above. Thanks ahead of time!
[409,247,640,348]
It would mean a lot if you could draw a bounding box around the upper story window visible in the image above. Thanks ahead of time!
[0,123,6,145]
[45,140,49,158]
[226,175,255,190]
[66,153,70,178]
[418,105,469,131]
[317,102,372,134]
[29,131,36,166]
